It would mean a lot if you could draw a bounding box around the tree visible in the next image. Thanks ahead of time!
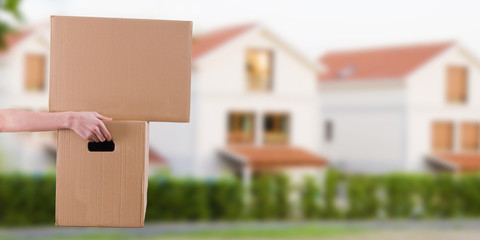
[0,0,23,49]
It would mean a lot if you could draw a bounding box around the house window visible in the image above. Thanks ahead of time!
[431,121,453,152]
[325,120,333,142]
[228,112,255,144]
[24,54,46,91]
[246,49,273,91]
[263,113,289,144]
[446,66,467,103]
[461,122,479,152]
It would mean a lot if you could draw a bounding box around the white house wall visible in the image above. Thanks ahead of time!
[149,72,199,177]
[406,45,480,171]
[320,83,407,173]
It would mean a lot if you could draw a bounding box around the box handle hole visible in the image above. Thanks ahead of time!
[88,140,115,152]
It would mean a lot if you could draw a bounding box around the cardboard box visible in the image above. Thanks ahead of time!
[49,16,192,122]
[56,121,149,227]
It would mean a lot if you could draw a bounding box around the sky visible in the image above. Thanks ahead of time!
[18,0,480,61]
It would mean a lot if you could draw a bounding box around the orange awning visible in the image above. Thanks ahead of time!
[427,153,480,172]
[220,145,327,170]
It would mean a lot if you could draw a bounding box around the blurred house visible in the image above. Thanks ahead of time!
[0,22,327,182]
[319,42,480,173]
[0,25,54,172]
[150,23,327,183]
[0,25,166,173]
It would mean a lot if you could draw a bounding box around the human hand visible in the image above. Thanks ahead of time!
[67,112,112,142]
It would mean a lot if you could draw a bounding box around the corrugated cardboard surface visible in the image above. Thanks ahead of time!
[56,121,149,227]
[49,16,192,122]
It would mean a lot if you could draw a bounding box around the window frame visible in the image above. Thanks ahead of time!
[227,111,256,145]
[262,112,290,145]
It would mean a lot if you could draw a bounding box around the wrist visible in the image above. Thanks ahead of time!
[61,112,75,129]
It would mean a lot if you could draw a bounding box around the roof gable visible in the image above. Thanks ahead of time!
[192,22,320,72]
[0,29,34,56]
[192,23,256,61]
[319,41,454,82]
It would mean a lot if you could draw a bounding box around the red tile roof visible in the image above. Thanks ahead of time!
[192,23,256,61]
[149,148,166,165]
[1,22,257,60]
[0,29,33,56]
[224,145,327,169]
[429,153,480,172]
[319,41,454,82]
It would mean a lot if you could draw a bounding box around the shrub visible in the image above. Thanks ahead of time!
[346,175,378,219]
[322,169,341,218]
[433,174,458,218]
[275,174,290,219]
[251,175,277,219]
[301,176,320,219]
[146,177,190,221]
[184,180,210,220]
[457,174,480,217]
[0,173,55,226]
[208,179,244,220]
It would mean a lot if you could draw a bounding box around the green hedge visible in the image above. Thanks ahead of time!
[323,169,341,218]
[0,174,56,225]
[1,171,480,226]
[301,176,320,219]
[347,175,379,219]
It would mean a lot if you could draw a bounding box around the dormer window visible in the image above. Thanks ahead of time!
[446,66,467,103]
[246,49,273,92]
[24,54,46,92]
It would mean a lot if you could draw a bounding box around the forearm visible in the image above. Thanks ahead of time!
[0,109,72,132]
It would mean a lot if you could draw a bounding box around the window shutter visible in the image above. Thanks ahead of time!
[446,66,467,103]
[25,54,46,91]
[432,122,453,152]
[461,122,479,151]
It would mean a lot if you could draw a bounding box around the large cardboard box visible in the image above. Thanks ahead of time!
[56,121,149,227]
[49,16,192,122]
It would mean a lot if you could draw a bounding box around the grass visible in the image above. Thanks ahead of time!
[4,225,365,240]
[162,225,364,238]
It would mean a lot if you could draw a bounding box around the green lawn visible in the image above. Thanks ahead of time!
[21,225,365,240]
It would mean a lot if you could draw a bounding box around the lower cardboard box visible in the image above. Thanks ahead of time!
[56,121,149,227]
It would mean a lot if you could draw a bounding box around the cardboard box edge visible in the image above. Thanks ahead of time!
[141,121,149,227]
[54,129,60,226]
[48,16,55,112]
